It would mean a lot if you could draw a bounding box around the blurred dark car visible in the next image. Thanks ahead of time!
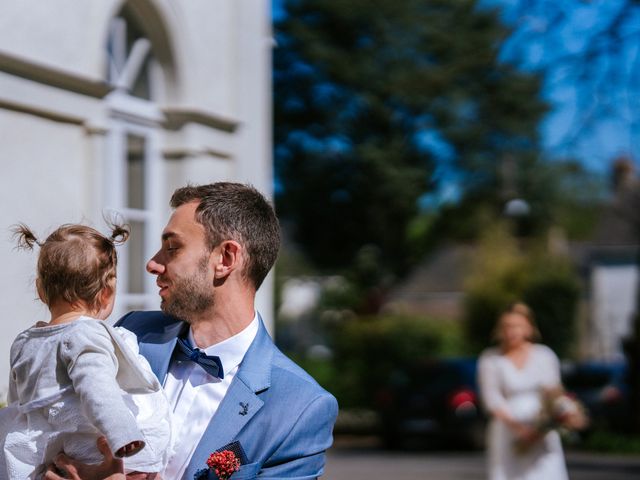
[561,361,629,433]
[375,357,486,449]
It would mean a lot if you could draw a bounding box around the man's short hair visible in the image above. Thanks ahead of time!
[170,182,281,290]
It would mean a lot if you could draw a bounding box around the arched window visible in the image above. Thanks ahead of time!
[106,13,164,100]
[104,8,168,317]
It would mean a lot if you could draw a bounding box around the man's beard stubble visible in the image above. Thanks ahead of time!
[160,255,214,323]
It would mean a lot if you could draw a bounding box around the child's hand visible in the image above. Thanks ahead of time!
[115,440,145,458]
[43,436,125,479]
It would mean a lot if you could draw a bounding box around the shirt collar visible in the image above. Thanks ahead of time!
[186,312,259,375]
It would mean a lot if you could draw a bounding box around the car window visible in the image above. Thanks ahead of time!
[564,371,611,389]
[408,360,476,390]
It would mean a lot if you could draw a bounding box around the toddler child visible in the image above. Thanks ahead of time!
[0,223,172,479]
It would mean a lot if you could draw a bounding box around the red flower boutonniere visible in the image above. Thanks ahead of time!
[204,450,241,480]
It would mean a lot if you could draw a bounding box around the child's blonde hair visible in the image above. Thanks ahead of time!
[13,222,129,311]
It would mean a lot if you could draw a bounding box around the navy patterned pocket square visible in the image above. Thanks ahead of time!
[217,440,249,465]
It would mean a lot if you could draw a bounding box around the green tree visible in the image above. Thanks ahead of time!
[274,0,547,279]
[463,222,580,357]
[430,158,605,245]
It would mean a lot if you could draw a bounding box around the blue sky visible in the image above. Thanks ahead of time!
[493,0,640,175]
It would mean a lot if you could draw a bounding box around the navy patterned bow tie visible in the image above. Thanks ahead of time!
[174,337,224,379]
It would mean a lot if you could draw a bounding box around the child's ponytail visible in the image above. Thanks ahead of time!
[103,213,130,246]
[12,224,41,250]
[110,224,130,245]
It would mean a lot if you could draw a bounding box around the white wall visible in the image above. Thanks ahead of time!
[0,0,274,398]
[0,109,93,388]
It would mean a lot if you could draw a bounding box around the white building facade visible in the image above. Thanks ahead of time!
[0,0,274,397]
[587,251,639,361]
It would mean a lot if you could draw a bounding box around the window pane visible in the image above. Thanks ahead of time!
[124,14,152,100]
[127,134,145,209]
[127,220,145,294]
[131,54,152,100]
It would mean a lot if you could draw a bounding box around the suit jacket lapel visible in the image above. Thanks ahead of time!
[138,320,185,382]
[184,318,274,479]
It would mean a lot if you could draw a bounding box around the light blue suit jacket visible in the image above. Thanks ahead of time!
[117,311,338,480]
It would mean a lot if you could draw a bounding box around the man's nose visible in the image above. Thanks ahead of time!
[147,254,165,275]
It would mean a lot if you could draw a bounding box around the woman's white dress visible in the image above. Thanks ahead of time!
[478,344,569,480]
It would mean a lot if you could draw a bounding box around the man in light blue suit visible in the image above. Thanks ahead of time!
[46,183,338,480]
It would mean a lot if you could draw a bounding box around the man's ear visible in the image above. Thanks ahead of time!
[213,240,242,279]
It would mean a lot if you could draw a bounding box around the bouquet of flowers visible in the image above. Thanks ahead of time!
[514,386,589,454]
[541,386,589,431]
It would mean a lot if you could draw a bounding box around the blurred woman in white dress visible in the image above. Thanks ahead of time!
[478,302,569,480]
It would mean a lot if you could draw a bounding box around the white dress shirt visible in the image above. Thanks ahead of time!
[161,314,259,480]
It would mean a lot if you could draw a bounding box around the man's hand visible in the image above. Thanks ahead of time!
[43,437,125,480]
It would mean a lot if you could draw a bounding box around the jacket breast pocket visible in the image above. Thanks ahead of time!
[230,462,260,479]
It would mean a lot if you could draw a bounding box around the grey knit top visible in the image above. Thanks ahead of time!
[8,318,144,454]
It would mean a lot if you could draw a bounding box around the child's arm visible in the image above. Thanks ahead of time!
[60,321,145,457]
[115,440,144,457]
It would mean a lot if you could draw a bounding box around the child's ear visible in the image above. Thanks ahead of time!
[100,285,115,304]
[94,283,113,311]
[35,278,46,303]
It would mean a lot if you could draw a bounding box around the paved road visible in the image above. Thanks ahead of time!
[324,437,640,479]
